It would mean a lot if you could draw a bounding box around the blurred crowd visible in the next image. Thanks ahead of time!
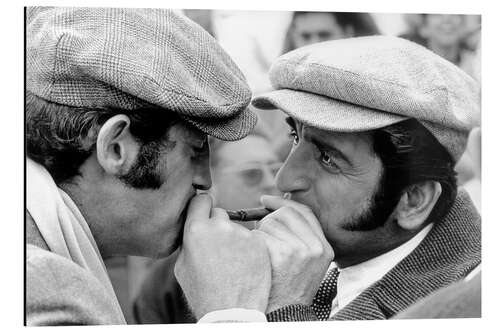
[104,10,481,322]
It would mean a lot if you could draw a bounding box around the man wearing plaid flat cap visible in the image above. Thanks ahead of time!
[25,7,274,325]
[248,35,481,320]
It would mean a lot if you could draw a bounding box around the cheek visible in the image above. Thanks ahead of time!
[313,174,377,233]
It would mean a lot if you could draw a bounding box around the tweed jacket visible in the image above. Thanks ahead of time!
[395,272,481,319]
[26,212,126,325]
[266,189,481,321]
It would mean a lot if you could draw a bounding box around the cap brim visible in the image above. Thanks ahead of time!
[184,107,258,141]
[252,89,407,133]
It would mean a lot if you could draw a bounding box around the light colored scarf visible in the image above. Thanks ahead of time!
[26,158,126,323]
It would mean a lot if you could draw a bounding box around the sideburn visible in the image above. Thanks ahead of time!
[342,169,402,232]
[119,139,176,190]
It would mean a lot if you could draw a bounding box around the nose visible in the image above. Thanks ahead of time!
[193,155,212,191]
[276,149,310,194]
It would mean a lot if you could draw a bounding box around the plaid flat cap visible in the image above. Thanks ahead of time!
[26,7,256,141]
[253,36,480,162]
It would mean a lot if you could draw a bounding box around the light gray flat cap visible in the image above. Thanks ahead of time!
[26,7,256,141]
[253,36,480,162]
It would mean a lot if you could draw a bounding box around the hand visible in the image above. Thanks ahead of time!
[174,194,272,319]
[254,195,334,313]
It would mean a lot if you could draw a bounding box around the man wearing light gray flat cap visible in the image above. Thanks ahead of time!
[250,35,481,320]
[26,7,274,325]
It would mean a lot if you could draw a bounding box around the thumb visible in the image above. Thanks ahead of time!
[184,193,213,231]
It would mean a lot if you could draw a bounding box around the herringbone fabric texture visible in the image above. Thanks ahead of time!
[266,189,481,321]
[26,7,256,141]
[311,268,339,320]
[253,36,480,162]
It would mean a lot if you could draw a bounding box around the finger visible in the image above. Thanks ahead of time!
[266,207,323,248]
[211,207,230,221]
[251,230,285,261]
[258,217,307,248]
[261,195,325,241]
[184,193,213,230]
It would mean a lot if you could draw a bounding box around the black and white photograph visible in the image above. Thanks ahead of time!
[14,0,491,330]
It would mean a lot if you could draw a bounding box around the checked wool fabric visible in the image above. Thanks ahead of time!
[26,7,256,141]
[311,267,340,320]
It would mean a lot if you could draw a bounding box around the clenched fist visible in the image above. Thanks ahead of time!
[254,195,334,313]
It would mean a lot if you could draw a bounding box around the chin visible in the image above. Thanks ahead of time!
[153,224,184,258]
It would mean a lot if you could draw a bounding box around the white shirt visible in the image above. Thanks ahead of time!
[329,223,433,318]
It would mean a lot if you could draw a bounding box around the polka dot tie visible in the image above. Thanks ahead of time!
[311,267,340,320]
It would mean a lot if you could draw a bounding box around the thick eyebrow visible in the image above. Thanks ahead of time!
[285,116,297,130]
[309,135,353,168]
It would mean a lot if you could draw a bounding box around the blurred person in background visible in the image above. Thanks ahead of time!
[282,11,380,53]
[419,14,479,77]
[183,9,215,37]
[398,14,426,45]
[208,130,282,210]
[398,14,480,79]
[133,127,282,323]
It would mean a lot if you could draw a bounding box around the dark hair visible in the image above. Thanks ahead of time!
[372,118,457,225]
[282,11,380,54]
[26,91,180,186]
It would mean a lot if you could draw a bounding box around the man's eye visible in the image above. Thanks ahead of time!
[319,151,337,168]
[289,129,299,145]
[192,145,208,159]
[241,169,264,186]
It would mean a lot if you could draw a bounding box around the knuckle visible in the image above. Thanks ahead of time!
[325,247,335,260]
[309,245,324,258]
[280,206,294,215]
[289,243,309,259]
[259,217,278,231]
[300,205,314,216]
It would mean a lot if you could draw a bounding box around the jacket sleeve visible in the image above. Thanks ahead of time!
[266,304,319,322]
[26,245,125,325]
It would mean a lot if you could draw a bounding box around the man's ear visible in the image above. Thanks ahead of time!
[96,114,139,176]
[394,181,442,231]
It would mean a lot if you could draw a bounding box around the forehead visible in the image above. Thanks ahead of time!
[299,121,376,160]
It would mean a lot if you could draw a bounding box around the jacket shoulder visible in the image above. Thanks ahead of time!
[26,245,123,325]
